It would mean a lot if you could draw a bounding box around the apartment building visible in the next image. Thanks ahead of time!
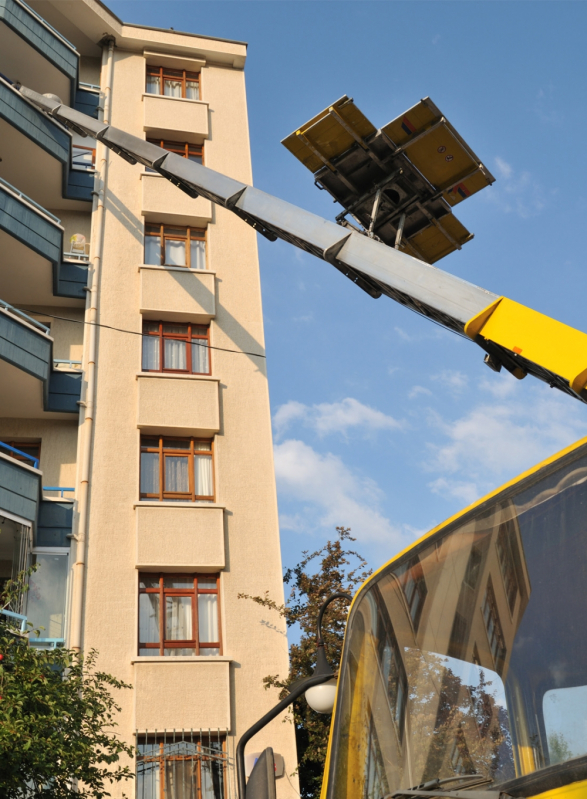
[0,1,298,795]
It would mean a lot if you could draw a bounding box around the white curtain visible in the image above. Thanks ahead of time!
[144,235,161,265]
[185,80,200,101]
[190,240,206,270]
[165,239,186,266]
[146,75,160,95]
[198,594,218,642]
[142,336,160,370]
[165,596,192,640]
[194,455,213,497]
[191,340,209,374]
[164,78,182,97]
[139,594,160,643]
[164,339,187,370]
[165,456,189,493]
[140,452,160,495]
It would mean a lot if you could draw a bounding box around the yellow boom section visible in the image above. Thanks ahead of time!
[465,297,587,395]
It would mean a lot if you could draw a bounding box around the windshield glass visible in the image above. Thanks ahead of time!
[328,444,587,798]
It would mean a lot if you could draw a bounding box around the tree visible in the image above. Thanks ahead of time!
[239,526,371,799]
[0,568,135,798]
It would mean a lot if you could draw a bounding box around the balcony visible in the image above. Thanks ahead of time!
[0,301,82,417]
[0,443,41,523]
[135,503,225,570]
[143,93,208,144]
[0,177,88,302]
[134,659,230,731]
[0,76,93,209]
[137,374,220,437]
[140,266,216,323]
[141,173,213,227]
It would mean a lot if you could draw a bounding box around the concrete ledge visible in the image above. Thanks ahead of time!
[143,94,209,143]
[140,266,215,323]
[135,659,230,731]
[136,504,225,569]
[141,173,213,226]
[137,374,219,436]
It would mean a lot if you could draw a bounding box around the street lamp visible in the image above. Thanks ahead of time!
[236,592,352,799]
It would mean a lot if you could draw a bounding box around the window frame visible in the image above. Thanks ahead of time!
[481,577,506,672]
[140,435,215,502]
[142,321,211,376]
[138,572,222,656]
[146,65,201,100]
[71,144,96,171]
[144,223,207,270]
[146,138,204,165]
[3,441,41,466]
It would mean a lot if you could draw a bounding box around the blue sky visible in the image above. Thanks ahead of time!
[112,0,587,573]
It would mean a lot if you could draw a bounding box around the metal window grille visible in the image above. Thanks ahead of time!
[136,729,234,799]
[8,524,32,615]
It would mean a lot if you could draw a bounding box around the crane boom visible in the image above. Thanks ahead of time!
[21,86,587,405]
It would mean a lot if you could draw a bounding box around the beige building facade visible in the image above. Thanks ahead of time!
[0,1,298,795]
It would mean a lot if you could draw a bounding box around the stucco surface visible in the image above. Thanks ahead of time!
[137,374,220,435]
[136,504,225,568]
[143,94,209,143]
[141,173,213,226]
[140,266,216,322]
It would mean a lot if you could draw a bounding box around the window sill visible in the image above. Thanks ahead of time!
[134,501,225,509]
[136,372,220,382]
[132,656,231,663]
[142,93,208,108]
[138,264,214,275]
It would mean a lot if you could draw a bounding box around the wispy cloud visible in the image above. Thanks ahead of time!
[535,83,562,126]
[487,156,548,219]
[409,385,433,399]
[431,370,468,395]
[274,439,403,544]
[273,397,403,439]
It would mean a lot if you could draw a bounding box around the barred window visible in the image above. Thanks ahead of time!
[136,731,229,799]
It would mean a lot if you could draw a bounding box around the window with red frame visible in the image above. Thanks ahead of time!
[146,66,200,100]
[140,436,214,502]
[147,139,203,165]
[142,322,210,375]
[138,573,221,656]
[144,224,206,270]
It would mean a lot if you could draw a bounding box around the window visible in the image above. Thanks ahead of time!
[496,521,519,614]
[140,436,214,502]
[1,441,40,466]
[72,145,96,170]
[136,732,226,799]
[147,139,203,165]
[144,224,206,270]
[396,555,428,632]
[138,573,221,656]
[26,549,69,643]
[142,322,210,375]
[146,65,200,100]
[482,578,506,672]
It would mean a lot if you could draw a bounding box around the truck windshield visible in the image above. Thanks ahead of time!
[328,444,587,799]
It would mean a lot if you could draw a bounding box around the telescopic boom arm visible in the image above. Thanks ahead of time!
[21,86,587,405]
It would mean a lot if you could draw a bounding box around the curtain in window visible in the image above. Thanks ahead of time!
[142,336,160,370]
[137,757,160,799]
[141,452,160,495]
[165,456,189,493]
[198,594,218,642]
[146,75,160,95]
[164,79,182,97]
[164,338,187,370]
[166,596,192,640]
[185,81,200,101]
[165,758,196,799]
[139,594,160,643]
[190,240,206,270]
[194,455,213,496]
[145,235,161,265]
[192,341,209,374]
[165,239,186,266]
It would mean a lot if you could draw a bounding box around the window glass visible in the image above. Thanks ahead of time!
[164,647,195,656]
[165,596,192,640]
[190,239,206,270]
[200,648,220,657]
[165,456,189,493]
[140,438,214,501]
[139,593,160,643]
[144,235,160,265]
[192,340,209,374]
[194,454,213,497]
[164,577,193,588]
[146,74,160,94]
[198,594,218,642]
[185,80,200,101]
[26,552,68,639]
[140,452,160,495]
[140,575,160,589]
[543,686,587,764]
[164,78,182,97]
[165,238,186,266]
[163,338,187,370]
[142,335,160,371]
[164,439,190,450]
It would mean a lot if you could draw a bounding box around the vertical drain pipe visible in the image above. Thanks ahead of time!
[69,36,115,652]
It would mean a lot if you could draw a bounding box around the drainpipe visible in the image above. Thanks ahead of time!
[69,35,115,652]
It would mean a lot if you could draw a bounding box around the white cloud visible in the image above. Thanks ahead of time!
[486,156,548,219]
[274,439,403,545]
[409,385,433,399]
[494,156,513,179]
[273,397,402,439]
[424,385,587,502]
[431,370,468,394]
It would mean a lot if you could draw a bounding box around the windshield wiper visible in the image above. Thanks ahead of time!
[387,778,511,799]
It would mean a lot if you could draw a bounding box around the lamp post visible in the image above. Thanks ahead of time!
[236,592,352,799]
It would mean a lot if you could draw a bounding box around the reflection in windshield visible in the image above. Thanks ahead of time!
[328,447,587,798]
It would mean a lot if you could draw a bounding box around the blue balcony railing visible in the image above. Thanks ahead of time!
[0,297,50,335]
[13,0,77,52]
[0,608,27,633]
[43,487,74,498]
[0,441,39,469]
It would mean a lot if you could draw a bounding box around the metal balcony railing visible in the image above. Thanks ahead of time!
[0,441,40,469]
[13,0,78,52]
[0,298,50,335]
[0,608,27,633]
[43,487,74,498]
[0,175,61,225]
[53,360,82,370]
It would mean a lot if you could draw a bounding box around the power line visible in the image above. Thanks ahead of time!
[20,309,266,359]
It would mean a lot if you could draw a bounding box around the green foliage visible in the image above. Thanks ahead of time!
[0,569,134,798]
[240,526,371,799]
[548,732,573,765]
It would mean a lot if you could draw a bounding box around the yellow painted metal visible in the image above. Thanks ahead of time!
[403,212,472,263]
[535,779,587,798]
[281,96,376,174]
[464,297,587,393]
